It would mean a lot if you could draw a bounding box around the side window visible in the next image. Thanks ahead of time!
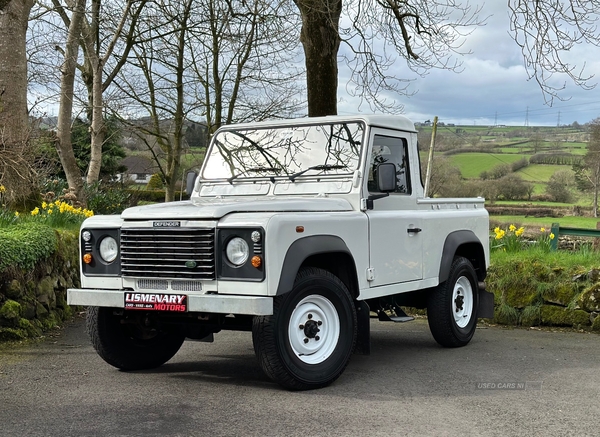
[368,135,411,194]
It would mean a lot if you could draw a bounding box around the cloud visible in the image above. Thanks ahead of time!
[338,0,600,126]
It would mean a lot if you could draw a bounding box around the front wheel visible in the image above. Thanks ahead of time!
[86,307,185,370]
[252,267,357,390]
[427,256,479,348]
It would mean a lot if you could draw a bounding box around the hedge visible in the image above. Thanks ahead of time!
[0,223,57,272]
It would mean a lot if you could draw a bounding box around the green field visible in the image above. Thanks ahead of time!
[515,164,570,182]
[449,153,530,178]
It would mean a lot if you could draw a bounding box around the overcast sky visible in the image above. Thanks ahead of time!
[337,1,600,126]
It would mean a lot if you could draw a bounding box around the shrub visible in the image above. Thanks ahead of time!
[147,173,164,190]
[510,157,529,172]
[0,223,57,272]
[497,174,531,200]
[85,182,130,215]
[546,170,576,203]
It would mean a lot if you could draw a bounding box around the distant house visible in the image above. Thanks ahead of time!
[119,156,156,184]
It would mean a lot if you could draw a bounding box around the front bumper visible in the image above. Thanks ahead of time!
[67,288,273,316]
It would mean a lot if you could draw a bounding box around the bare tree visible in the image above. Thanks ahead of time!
[190,0,304,132]
[31,0,147,197]
[509,0,600,104]
[293,0,484,116]
[573,118,600,216]
[420,156,462,197]
[54,0,86,204]
[116,0,303,201]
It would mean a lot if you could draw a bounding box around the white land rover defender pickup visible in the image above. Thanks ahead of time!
[68,115,493,390]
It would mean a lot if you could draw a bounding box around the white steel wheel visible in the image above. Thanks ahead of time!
[252,266,357,390]
[427,256,480,348]
[288,295,340,365]
[452,276,474,328]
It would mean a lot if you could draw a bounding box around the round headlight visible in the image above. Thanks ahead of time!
[251,230,261,243]
[226,237,249,266]
[99,236,118,263]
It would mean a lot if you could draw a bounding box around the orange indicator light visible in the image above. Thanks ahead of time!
[83,253,93,264]
[296,226,304,233]
[251,255,262,268]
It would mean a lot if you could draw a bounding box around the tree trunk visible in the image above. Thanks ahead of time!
[55,0,86,204]
[293,0,341,117]
[84,0,104,184]
[0,0,32,140]
[0,0,35,198]
[86,59,105,184]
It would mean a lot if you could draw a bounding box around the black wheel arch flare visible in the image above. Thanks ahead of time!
[439,230,487,283]
[276,235,357,296]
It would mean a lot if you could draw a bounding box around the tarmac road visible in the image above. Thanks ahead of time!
[0,315,598,437]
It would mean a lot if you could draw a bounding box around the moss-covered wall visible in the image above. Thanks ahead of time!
[487,260,600,332]
[0,231,80,341]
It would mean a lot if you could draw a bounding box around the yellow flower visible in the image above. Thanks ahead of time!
[31,207,40,216]
[41,201,47,209]
[540,227,546,233]
[509,224,516,232]
[14,211,19,217]
[515,227,524,237]
[495,229,505,240]
[549,233,555,240]
[494,226,501,234]
[48,209,53,215]
[0,185,5,193]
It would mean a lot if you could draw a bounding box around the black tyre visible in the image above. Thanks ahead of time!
[252,267,357,390]
[427,256,479,348]
[86,307,185,370]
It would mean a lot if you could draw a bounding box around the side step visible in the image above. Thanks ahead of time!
[377,306,415,323]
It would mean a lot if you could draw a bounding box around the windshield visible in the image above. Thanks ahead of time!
[202,122,364,181]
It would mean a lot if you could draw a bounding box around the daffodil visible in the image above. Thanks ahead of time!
[31,207,40,216]
[509,224,516,232]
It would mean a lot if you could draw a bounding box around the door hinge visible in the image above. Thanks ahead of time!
[366,268,375,282]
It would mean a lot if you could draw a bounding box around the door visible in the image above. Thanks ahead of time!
[365,131,423,287]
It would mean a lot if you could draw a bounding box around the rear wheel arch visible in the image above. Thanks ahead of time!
[439,230,486,283]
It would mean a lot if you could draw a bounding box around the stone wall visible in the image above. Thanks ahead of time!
[0,231,80,341]
[488,264,600,332]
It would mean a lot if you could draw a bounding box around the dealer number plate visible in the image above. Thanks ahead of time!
[124,293,187,312]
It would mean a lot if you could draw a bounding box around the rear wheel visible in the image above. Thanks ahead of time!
[253,267,357,390]
[87,307,185,370]
[427,257,479,347]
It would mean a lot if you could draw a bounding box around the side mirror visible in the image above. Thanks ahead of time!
[186,171,198,196]
[377,162,396,192]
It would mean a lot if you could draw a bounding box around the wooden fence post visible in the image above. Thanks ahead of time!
[551,223,560,251]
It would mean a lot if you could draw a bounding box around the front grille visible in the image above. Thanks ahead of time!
[121,228,216,280]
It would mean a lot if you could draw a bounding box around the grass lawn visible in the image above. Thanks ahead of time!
[490,214,600,229]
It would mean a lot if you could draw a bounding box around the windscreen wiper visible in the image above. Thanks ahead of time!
[287,164,347,182]
[227,167,282,184]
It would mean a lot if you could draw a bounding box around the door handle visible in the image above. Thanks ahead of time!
[407,228,422,233]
